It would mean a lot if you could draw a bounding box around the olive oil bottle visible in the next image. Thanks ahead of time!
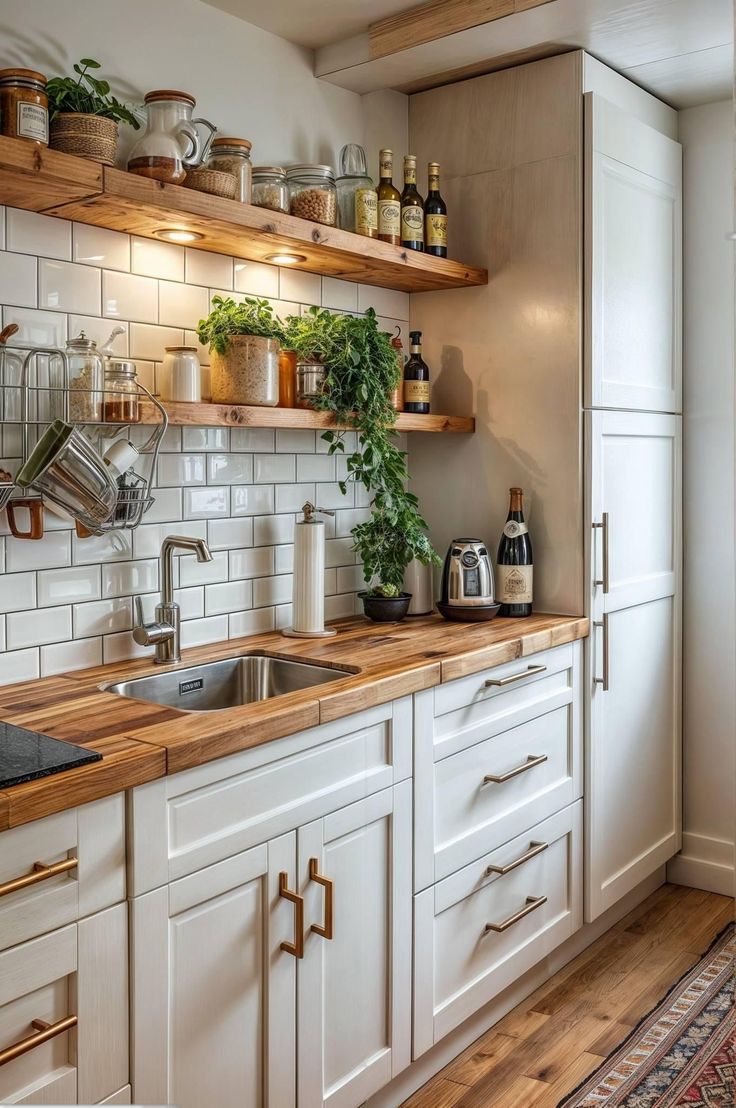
[400,154,424,251]
[403,331,430,414]
[377,149,401,245]
[425,161,448,257]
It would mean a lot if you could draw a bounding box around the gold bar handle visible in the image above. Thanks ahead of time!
[593,512,610,593]
[279,872,304,959]
[485,664,547,688]
[593,613,609,691]
[0,1014,77,1067]
[484,895,548,935]
[483,753,547,785]
[309,858,334,941]
[0,857,78,899]
[486,840,548,877]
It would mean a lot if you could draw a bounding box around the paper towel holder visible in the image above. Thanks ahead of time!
[282,502,339,639]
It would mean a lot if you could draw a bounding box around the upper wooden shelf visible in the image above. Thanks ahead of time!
[141,400,474,433]
[0,137,487,294]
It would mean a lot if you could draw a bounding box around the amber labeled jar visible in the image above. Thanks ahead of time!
[278,350,297,408]
[0,69,48,145]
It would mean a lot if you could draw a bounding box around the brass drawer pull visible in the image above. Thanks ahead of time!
[484,895,548,935]
[483,753,547,785]
[486,840,548,877]
[279,872,304,959]
[593,613,610,691]
[0,856,78,899]
[485,664,547,688]
[309,858,334,941]
[592,512,610,593]
[0,1014,77,1067]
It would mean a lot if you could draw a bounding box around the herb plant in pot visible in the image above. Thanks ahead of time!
[197,295,284,407]
[46,59,139,165]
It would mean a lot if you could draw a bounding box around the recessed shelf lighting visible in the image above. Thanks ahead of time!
[265,252,307,265]
[153,229,204,243]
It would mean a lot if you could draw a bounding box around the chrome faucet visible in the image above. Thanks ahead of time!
[133,535,213,664]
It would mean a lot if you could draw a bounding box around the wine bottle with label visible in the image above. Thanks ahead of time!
[377,149,401,245]
[403,331,430,414]
[425,161,448,257]
[496,487,533,617]
[401,154,424,251]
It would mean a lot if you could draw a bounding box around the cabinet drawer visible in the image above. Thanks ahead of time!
[0,795,125,952]
[413,802,583,1058]
[129,698,412,892]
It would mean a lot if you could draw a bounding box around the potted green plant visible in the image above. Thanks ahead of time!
[197,295,284,407]
[281,306,341,408]
[46,58,139,165]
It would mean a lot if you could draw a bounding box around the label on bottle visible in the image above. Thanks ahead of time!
[401,204,424,242]
[426,213,448,248]
[17,101,48,142]
[355,189,378,236]
[503,520,529,539]
[379,199,401,237]
[496,564,533,604]
[379,151,393,177]
[404,379,430,403]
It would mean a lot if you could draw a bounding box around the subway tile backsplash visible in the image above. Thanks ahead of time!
[0,205,410,684]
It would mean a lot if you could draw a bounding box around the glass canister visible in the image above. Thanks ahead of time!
[287,165,337,226]
[104,360,140,423]
[336,144,373,233]
[210,336,280,407]
[162,346,201,402]
[207,137,252,203]
[66,331,104,422]
[127,90,217,184]
[296,359,328,409]
[0,69,48,145]
[252,167,289,213]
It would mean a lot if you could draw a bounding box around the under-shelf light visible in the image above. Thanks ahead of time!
[153,228,204,243]
[265,252,307,265]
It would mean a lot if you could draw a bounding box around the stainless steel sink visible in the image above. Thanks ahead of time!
[103,653,354,712]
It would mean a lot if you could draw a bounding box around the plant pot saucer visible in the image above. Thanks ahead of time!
[436,601,502,622]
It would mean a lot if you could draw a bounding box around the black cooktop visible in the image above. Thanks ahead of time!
[0,720,102,789]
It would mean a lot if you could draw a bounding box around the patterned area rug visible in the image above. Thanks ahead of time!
[559,922,735,1107]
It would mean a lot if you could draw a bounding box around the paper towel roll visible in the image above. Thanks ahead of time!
[293,519,325,633]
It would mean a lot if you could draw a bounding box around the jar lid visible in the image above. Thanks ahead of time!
[0,68,47,87]
[212,136,252,152]
[107,359,137,376]
[66,330,97,352]
[339,144,368,177]
[253,165,286,176]
[286,164,335,182]
[144,89,196,106]
[165,346,198,352]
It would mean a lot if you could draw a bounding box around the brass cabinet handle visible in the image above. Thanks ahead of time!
[486,840,548,877]
[483,753,548,785]
[483,895,548,935]
[0,857,78,899]
[593,512,610,593]
[279,872,304,959]
[593,613,610,691]
[309,858,334,941]
[0,1015,77,1067]
[485,664,547,688]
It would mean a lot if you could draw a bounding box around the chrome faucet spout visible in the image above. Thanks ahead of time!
[160,535,213,606]
[133,535,213,664]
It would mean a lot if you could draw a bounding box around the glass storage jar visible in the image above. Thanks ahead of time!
[127,90,216,184]
[207,137,252,203]
[336,143,373,233]
[104,360,140,423]
[66,331,104,423]
[287,165,337,226]
[252,167,289,213]
[0,69,48,145]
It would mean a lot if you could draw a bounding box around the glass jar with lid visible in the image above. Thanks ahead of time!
[252,167,289,213]
[0,69,48,145]
[207,136,253,203]
[287,165,337,227]
[65,331,104,423]
[336,144,374,233]
[104,360,140,424]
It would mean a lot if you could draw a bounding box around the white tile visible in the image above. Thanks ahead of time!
[274,544,293,573]
[72,530,131,565]
[229,607,274,637]
[335,507,370,537]
[41,636,102,676]
[103,629,150,664]
[183,428,230,451]
[186,249,232,289]
[7,209,71,259]
[321,277,358,313]
[325,537,357,568]
[7,530,70,571]
[0,252,36,307]
[74,224,130,271]
[275,429,315,453]
[103,270,158,324]
[178,549,229,587]
[337,565,365,592]
[0,647,39,685]
[38,565,100,607]
[0,571,36,613]
[102,559,158,598]
[354,482,371,508]
[376,316,409,352]
[316,429,356,454]
[131,236,184,280]
[205,579,252,616]
[0,207,5,250]
[315,481,353,509]
[183,486,230,519]
[232,485,275,516]
[180,614,228,648]
[274,603,293,630]
[134,360,156,394]
[0,616,4,652]
[253,454,295,483]
[207,517,253,551]
[138,586,204,622]
[253,574,292,608]
[233,259,279,297]
[129,322,185,362]
[230,427,275,452]
[323,568,337,595]
[325,593,356,620]
[144,487,182,525]
[132,520,207,560]
[157,453,206,486]
[297,454,335,482]
[253,514,297,546]
[73,597,131,638]
[358,284,410,320]
[183,329,211,367]
[2,306,67,346]
[39,259,100,315]
[69,315,129,355]
[159,280,209,329]
[279,268,321,306]
[207,453,254,485]
[229,546,274,580]
[275,483,315,513]
[7,605,71,649]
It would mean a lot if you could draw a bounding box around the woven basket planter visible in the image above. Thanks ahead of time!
[183,166,238,200]
[49,113,119,165]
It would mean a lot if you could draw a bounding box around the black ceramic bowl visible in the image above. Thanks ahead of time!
[436,601,502,622]
[359,591,412,623]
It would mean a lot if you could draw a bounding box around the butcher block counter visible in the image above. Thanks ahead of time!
[0,612,588,830]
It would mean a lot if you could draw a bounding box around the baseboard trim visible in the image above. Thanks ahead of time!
[365,867,666,1108]
[667,832,735,896]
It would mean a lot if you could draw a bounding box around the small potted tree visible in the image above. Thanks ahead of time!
[353,499,438,622]
[197,295,284,407]
[46,59,139,164]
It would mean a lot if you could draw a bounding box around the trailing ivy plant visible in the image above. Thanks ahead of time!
[46,59,140,128]
[282,306,440,595]
[197,295,285,354]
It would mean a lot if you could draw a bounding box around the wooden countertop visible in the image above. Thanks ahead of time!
[0,612,588,830]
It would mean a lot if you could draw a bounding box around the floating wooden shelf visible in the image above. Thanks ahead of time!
[0,137,487,293]
[141,400,474,433]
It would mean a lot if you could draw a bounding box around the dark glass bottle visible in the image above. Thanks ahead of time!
[496,487,533,617]
[377,149,401,245]
[401,154,424,251]
[425,161,447,257]
[403,331,430,414]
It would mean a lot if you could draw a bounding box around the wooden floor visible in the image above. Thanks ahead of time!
[403,883,734,1108]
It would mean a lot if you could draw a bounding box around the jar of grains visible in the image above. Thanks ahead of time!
[287,165,337,226]
[252,166,289,213]
[207,136,253,203]
[104,360,140,423]
[66,331,104,422]
[210,336,280,407]
[0,69,48,145]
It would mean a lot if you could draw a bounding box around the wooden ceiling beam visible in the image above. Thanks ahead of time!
[369,0,555,60]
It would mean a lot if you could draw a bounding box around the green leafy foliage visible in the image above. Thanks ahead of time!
[197,296,285,354]
[46,59,140,128]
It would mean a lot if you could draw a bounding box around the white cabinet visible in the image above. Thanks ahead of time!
[585,410,681,919]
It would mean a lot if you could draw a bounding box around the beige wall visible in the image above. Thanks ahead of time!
[408,53,584,614]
